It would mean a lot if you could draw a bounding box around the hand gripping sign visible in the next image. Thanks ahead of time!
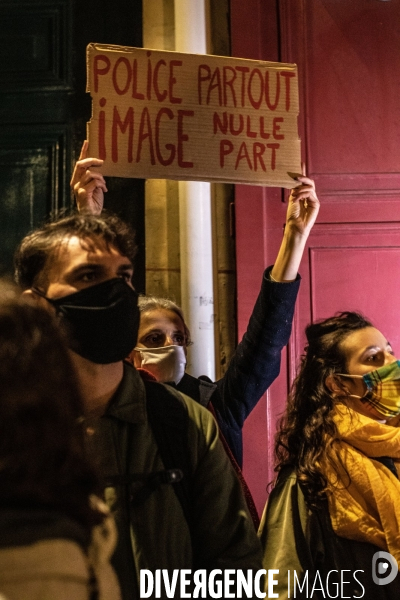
[86,43,301,188]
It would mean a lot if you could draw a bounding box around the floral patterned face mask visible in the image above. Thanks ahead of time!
[338,360,400,418]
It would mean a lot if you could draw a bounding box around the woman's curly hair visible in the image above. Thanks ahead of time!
[275,311,373,507]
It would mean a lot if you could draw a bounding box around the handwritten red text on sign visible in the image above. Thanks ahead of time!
[87,44,301,187]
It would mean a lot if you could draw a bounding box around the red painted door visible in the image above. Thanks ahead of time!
[231,0,400,514]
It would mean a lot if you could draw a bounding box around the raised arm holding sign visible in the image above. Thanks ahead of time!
[71,138,320,474]
[72,43,317,518]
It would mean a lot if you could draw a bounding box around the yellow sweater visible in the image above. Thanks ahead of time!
[322,403,400,565]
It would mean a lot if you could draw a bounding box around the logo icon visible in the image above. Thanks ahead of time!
[372,551,398,585]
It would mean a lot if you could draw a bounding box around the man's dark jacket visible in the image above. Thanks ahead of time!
[86,365,263,600]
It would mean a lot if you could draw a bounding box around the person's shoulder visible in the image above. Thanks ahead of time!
[276,464,297,482]
[167,384,218,440]
[178,372,217,407]
[144,378,210,414]
[143,378,218,450]
[169,384,215,426]
[270,465,299,495]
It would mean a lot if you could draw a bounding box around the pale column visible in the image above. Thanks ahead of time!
[175,0,215,379]
[143,1,181,302]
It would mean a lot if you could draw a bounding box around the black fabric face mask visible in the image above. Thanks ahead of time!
[35,278,139,364]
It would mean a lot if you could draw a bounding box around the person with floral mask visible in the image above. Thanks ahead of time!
[14,212,263,600]
[259,311,400,599]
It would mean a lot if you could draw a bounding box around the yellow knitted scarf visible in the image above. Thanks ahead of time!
[322,403,400,565]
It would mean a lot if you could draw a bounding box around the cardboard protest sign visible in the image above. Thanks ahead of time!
[86,43,301,188]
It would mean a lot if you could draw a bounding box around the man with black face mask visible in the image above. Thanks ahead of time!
[14,213,262,600]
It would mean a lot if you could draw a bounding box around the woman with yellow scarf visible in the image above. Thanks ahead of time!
[259,311,400,599]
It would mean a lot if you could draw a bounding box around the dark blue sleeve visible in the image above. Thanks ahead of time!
[212,266,300,465]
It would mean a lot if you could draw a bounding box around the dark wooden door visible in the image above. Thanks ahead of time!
[0,0,145,291]
[231,0,400,513]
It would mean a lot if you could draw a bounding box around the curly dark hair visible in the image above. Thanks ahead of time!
[14,210,137,291]
[0,281,103,533]
[275,311,373,507]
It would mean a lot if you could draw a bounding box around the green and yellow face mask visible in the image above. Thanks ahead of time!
[338,360,400,418]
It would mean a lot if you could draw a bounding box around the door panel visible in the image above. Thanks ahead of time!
[231,0,400,514]
[280,0,400,212]
[0,0,145,291]
[0,126,67,275]
[0,2,70,90]
[0,1,71,276]
[291,224,400,381]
